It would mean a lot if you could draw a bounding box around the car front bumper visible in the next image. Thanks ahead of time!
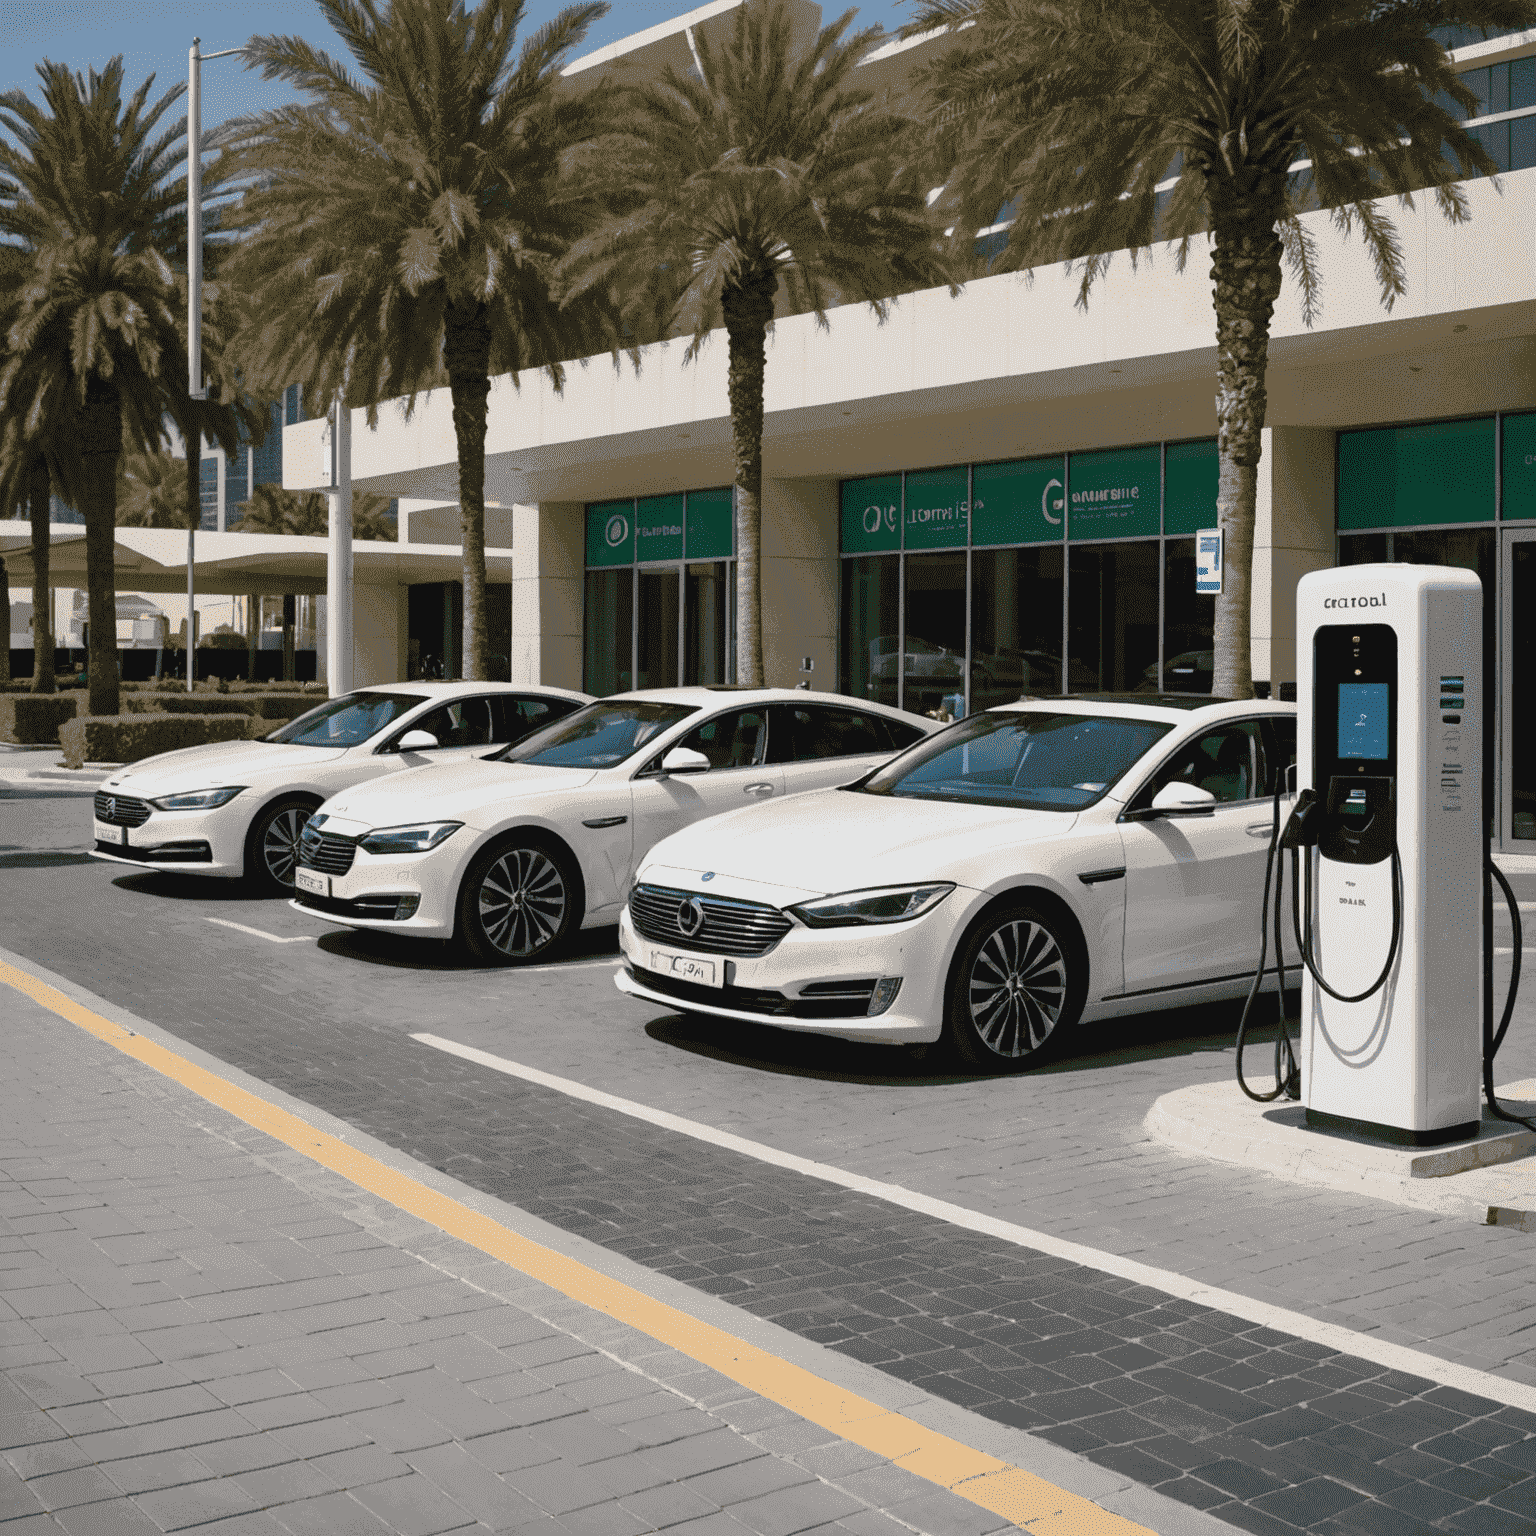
[613,869,980,1045]
[90,801,249,877]
[288,821,473,937]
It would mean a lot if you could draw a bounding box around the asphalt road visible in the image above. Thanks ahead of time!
[7,782,1536,1534]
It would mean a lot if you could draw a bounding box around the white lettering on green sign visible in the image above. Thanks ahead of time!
[862,505,899,536]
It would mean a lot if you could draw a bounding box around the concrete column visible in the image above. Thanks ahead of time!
[351,582,405,687]
[326,402,353,696]
[761,478,839,691]
[511,502,583,689]
[1253,425,1336,691]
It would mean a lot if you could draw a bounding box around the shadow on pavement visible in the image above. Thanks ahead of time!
[316,923,622,971]
[0,849,95,869]
[110,870,268,902]
[644,994,1274,1088]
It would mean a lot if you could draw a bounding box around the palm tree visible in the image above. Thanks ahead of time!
[116,450,197,528]
[563,0,953,686]
[0,59,240,716]
[229,0,613,681]
[231,481,399,542]
[909,0,1536,698]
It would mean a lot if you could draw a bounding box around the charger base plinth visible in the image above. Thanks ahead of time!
[1304,1106,1480,1148]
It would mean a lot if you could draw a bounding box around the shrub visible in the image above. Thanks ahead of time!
[123,694,257,717]
[0,694,79,744]
[59,712,253,768]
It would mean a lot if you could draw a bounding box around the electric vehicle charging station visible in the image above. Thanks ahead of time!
[1294,564,1484,1146]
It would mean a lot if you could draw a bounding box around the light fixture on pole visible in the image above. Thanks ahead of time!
[186,36,242,693]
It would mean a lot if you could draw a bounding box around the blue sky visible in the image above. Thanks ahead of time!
[1,0,908,131]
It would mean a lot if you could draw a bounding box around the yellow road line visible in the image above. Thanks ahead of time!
[0,956,1150,1535]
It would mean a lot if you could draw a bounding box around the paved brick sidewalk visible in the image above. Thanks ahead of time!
[0,990,1089,1536]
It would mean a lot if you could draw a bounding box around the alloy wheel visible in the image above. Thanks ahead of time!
[262,807,309,886]
[967,918,1067,1059]
[477,847,568,958]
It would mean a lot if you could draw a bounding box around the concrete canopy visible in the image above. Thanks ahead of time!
[0,525,510,597]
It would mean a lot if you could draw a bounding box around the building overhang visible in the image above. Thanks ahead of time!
[0,526,512,596]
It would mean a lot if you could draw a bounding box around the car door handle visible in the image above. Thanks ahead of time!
[1246,822,1275,837]
[744,782,775,796]
[581,815,627,829]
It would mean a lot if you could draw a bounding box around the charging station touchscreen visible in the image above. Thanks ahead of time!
[1338,683,1390,760]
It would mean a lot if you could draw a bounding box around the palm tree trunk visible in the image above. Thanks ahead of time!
[1208,187,1284,702]
[80,383,123,717]
[0,556,9,686]
[722,271,777,689]
[28,457,54,695]
[445,301,493,682]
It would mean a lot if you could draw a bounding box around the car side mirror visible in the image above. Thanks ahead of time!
[659,746,711,776]
[397,729,439,752]
[1147,781,1217,817]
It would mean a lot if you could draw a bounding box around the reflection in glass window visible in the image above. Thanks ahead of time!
[1159,539,1214,694]
[840,554,900,706]
[684,562,728,686]
[637,568,680,689]
[902,552,967,719]
[504,701,698,769]
[672,709,766,770]
[584,570,633,697]
[971,546,1065,708]
[267,691,425,747]
[1069,541,1159,692]
[857,710,1171,811]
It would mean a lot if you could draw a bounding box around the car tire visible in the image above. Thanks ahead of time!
[245,796,318,894]
[458,836,581,965]
[944,900,1084,1072]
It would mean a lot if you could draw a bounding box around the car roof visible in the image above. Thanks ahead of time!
[355,681,592,703]
[609,686,928,721]
[989,693,1296,724]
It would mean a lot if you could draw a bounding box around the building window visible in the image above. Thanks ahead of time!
[581,488,734,695]
[838,437,1219,717]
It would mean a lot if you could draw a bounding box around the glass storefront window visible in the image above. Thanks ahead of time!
[684,562,729,686]
[971,546,1065,708]
[1338,417,1495,530]
[1068,541,1160,691]
[1162,539,1215,694]
[902,552,968,719]
[840,554,900,706]
[583,569,633,697]
[637,568,680,690]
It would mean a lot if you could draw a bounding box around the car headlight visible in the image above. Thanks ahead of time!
[148,786,247,810]
[788,883,955,928]
[358,821,463,855]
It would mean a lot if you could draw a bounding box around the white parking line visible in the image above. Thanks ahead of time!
[203,917,318,944]
[411,1030,1536,1415]
[512,957,623,976]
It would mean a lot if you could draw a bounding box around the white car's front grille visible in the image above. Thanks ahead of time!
[94,792,152,827]
[629,884,792,958]
[298,828,358,876]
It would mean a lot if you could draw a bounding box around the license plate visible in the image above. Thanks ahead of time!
[649,948,718,987]
[294,867,329,897]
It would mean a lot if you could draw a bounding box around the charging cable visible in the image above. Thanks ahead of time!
[1235,773,1300,1101]
[1293,839,1404,1005]
[1484,859,1532,1132]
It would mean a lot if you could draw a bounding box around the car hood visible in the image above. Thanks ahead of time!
[106,739,344,793]
[318,759,598,829]
[641,786,1078,899]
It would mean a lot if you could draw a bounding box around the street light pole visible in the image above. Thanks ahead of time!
[186,37,241,693]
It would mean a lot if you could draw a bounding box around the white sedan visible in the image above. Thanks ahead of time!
[616,696,1298,1071]
[290,688,935,962]
[89,682,591,892]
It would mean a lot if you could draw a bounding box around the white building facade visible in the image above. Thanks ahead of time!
[282,8,1536,849]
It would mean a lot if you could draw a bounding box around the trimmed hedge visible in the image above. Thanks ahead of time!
[60,712,255,768]
[124,693,316,720]
[0,694,79,744]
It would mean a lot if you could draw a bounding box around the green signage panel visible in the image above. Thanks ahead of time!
[685,487,734,559]
[841,475,902,553]
[1338,417,1495,530]
[903,466,969,550]
[1164,439,1218,536]
[1502,413,1536,521]
[1067,444,1161,539]
[970,457,1065,546]
[635,493,685,562]
[586,499,634,567]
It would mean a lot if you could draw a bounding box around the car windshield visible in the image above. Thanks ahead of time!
[263,691,426,748]
[497,700,699,769]
[855,710,1173,811]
